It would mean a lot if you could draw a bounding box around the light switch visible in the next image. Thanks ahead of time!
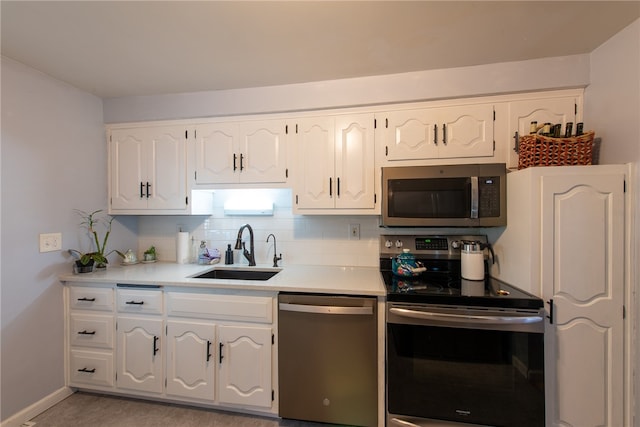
[40,233,62,252]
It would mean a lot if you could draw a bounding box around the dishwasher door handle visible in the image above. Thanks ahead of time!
[279,302,373,315]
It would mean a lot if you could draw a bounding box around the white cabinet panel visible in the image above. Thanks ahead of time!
[109,126,187,213]
[378,104,494,164]
[117,288,163,315]
[69,314,114,349]
[194,123,238,184]
[70,349,114,388]
[166,320,216,401]
[541,172,624,427]
[506,95,579,168]
[438,104,494,159]
[69,286,114,312]
[192,120,288,185]
[116,316,163,394]
[294,117,335,209]
[294,114,376,212]
[491,165,626,427]
[218,325,272,408]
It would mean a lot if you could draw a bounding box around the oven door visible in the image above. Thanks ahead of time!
[387,303,545,427]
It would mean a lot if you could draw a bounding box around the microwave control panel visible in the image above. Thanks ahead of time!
[478,176,501,217]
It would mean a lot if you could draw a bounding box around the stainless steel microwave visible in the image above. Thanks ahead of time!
[381,163,506,227]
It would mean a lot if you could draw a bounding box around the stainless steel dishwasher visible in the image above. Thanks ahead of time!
[278,293,377,427]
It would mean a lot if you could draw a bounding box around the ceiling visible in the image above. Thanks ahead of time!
[2,1,639,99]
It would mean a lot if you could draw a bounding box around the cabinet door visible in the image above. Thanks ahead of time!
[541,172,624,427]
[116,317,163,394]
[110,126,187,211]
[294,117,335,209]
[334,114,376,209]
[110,128,147,210]
[438,104,494,159]
[239,120,288,183]
[193,122,239,184]
[380,109,438,161]
[146,126,187,210]
[218,325,272,408]
[507,97,578,168]
[166,320,216,401]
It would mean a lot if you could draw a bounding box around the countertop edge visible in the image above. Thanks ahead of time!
[59,262,387,297]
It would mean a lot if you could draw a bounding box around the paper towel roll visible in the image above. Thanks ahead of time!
[176,232,190,264]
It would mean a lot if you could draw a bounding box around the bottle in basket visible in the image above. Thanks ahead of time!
[564,122,573,137]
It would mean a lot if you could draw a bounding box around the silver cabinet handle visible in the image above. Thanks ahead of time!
[390,307,543,325]
[279,302,372,315]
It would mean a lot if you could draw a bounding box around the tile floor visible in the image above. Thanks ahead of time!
[29,391,340,427]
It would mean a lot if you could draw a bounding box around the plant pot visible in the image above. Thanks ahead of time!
[74,260,94,274]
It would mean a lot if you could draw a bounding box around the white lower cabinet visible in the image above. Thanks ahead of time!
[67,283,116,391]
[165,290,276,411]
[116,316,164,394]
[66,284,277,416]
[166,320,217,401]
[218,324,272,408]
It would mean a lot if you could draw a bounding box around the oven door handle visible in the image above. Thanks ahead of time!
[389,307,543,325]
[280,303,373,315]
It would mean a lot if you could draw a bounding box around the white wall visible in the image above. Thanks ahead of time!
[584,18,640,427]
[103,54,590,123]
[0,57,138,421]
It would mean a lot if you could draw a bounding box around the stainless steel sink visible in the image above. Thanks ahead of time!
[194,269,280,281]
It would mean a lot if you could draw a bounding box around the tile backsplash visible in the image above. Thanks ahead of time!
[136,189,381,267]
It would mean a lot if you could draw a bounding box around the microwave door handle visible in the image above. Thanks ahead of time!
[470,176,479,219]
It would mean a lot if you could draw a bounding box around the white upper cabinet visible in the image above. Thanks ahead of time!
[377,103,494,165]
[192,119,289,186]
[192,122,239,185]
[502,90,582,168]
[109,126,191,214]
[293,113,377,213]
[438,104,494,158]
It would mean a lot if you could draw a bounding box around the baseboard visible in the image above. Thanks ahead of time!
[1,386,74,427]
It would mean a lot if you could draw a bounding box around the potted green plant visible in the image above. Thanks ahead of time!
[69,209,124,272]
[143,246,157,262]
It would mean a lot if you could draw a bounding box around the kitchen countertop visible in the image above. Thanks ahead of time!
[59,262,386,297]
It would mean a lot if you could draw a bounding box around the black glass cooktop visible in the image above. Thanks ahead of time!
[381,269,543,310]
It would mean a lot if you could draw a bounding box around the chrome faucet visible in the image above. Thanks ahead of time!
[266,233,282,267]
[235,224,256,266]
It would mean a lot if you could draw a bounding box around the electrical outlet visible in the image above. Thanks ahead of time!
[39,233,62,252]
[349,224,360,240]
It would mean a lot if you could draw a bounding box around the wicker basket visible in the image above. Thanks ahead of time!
[518,131,595,170]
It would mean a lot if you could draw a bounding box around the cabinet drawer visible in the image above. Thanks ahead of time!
[117,288,163,315]
[69,314,114,349]
[69,286,114,312]
[69,349,114,388]
[167,292,273,323]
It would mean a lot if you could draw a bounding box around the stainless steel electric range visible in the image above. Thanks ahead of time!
[381,235,545,427]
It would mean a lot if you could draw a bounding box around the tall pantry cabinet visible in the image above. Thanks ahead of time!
[490,164,629,427]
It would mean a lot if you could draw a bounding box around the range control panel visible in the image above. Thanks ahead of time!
[380,234,488,259]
